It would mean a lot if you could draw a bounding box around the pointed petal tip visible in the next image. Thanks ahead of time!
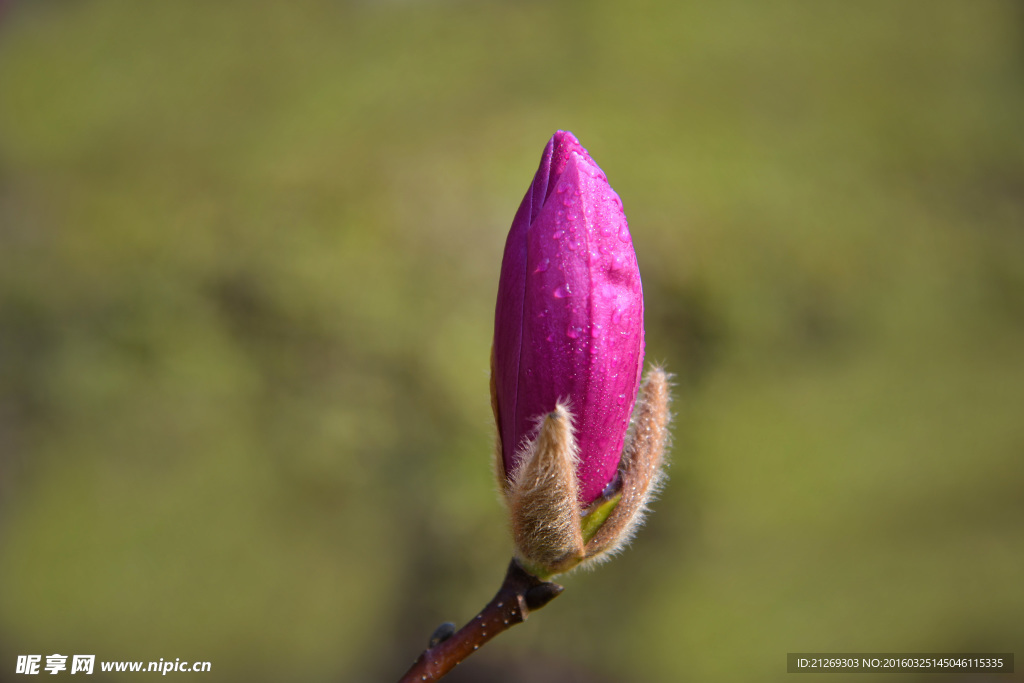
[552,129,579,146]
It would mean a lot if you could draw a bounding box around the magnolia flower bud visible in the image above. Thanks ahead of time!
[491,131,671,577]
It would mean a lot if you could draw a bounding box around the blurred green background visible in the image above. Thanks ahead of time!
[2,1,1023,681]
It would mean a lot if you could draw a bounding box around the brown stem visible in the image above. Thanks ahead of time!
[397,559,564,683]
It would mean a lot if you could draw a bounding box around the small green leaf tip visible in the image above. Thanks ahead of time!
[580,493,622,544]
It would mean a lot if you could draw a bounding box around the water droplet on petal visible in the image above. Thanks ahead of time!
[618,225,631,243]
[553,285,569,298]
[617,393,626,405]
[566,326,578,339]
[534,258,550,273]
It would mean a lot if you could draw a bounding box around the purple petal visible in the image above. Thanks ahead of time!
[494,131,644,506]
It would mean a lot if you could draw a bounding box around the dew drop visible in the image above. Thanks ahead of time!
[612,308,624,324]
[552,230,564,240]
[553,285,569,298]
[617,393,626,405]
[591,324,602,338]
[546,333,555,342]
[534,258,550,273]
[473,645,479,650]
[566,325,579,339]
[618,225,631,243]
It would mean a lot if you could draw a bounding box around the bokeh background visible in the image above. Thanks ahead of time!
[2,1,1023,681]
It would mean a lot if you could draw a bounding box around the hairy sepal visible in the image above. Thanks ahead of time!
[582,367,672,566]
[506,405,585,577]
